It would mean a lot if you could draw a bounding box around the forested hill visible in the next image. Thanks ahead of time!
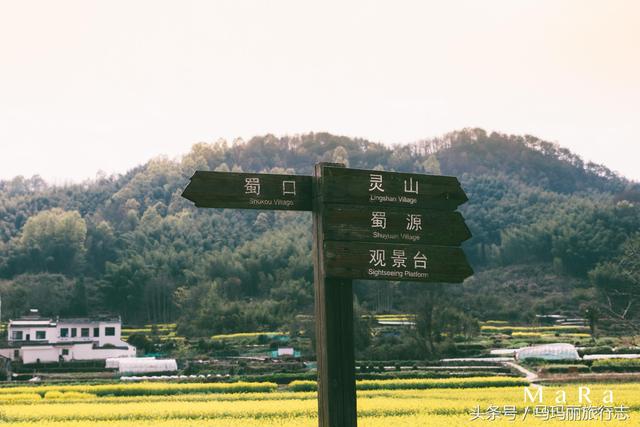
[1,128,639,333]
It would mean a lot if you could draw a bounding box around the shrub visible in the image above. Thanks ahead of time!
[289,380,317,392]
[481,326,588,333]
[0,393,41,402]
[543,364,591,374]
[288,376,527,392]
[355,377,527,390]
[591,359,640,373]
[211,332,287,341]
[239,372,317,384]
[0,381,278,397]
[44,391,97,400]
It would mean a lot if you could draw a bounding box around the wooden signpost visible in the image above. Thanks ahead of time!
[323,206,471,246]
[182,170,313,211]
[182,163,473,427]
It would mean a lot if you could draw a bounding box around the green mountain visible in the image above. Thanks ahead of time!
[0,129,638,335]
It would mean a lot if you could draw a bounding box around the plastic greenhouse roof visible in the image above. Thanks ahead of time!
[516,343,580,361]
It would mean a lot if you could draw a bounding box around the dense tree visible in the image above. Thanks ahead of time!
[590,233,640,331]
[0,274,76,318]
[1,208,87,275]
[408,285,479,359]
[0,129,636,337]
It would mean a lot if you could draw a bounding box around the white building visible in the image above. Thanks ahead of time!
[0,309,136,364]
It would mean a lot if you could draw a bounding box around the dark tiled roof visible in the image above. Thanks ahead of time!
[58,317,120,323]
[11,315,121,325]
[9,324,57,328]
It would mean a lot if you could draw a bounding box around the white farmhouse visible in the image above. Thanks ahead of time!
[0,309,136,364]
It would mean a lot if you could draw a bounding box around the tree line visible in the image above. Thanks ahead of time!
[0,129,639,346]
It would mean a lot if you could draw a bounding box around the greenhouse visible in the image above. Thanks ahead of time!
[106,357,178,374]
[515,343,580,361]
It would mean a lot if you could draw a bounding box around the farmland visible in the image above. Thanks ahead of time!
[0,380,636,426]
[119,318,632,363]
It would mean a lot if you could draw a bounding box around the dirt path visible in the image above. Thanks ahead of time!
[504,361,539,383]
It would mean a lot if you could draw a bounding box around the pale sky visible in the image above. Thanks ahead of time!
[1,1,639,184]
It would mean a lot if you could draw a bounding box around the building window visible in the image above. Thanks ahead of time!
[105,327,116,336]
[35,331,46,340]
[93,327,100,337]
[71,328,77,337]
[13,349,19,358]
[62,349,69,356]
[11,331,23,340]
[81,328,90,337]
[60,328,69,338]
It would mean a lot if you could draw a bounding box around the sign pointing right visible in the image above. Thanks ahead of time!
[324,241,473,283]
[323,205,471,246]
[321,167,468,211]
[318,165,473,284]
[182,163,474,427]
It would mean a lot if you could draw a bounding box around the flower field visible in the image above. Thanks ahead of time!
[210,331,288,341]
[120,323,182,344]
[480,325,590,334]
[0,380,637,426]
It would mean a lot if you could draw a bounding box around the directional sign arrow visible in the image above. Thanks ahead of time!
[323,205,472,246]
[324,241,473,283]
[321,167,468,211]
[181,163,474,427]
[182,171,312,211]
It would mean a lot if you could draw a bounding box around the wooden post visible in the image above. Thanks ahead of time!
[313,162,357,427]
[181,163,472,426]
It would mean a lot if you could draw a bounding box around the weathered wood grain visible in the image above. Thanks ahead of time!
[321,166,468,211]
[182,171,312,211]
[324,241,473,283]
[183,164,474,427]
[323,205,471,246]
[313,163,358,427]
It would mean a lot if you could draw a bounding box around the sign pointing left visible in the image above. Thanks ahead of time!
[182,171,313,211]
[182,164,474,427]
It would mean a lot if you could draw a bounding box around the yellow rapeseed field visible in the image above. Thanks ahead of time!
[0,381,637,426]
[210,331,287,340]
[0,381,277,396]
[481,325,589,333]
